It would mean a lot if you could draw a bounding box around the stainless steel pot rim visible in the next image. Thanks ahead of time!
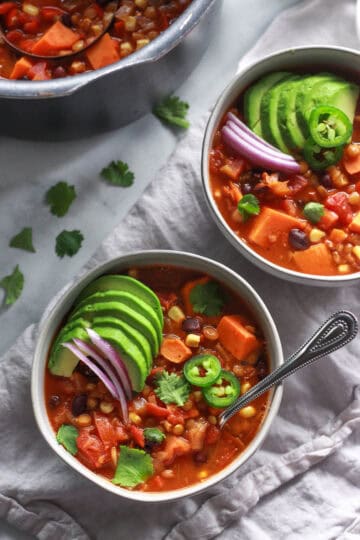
[0,0,216,99]
[32,249,283,502]
[202,45,360,287]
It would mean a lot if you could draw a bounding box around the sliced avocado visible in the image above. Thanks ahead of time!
[261,75,297,153]
[278,76,306,151]
[70,301,159,357]
[75,275,163,328]
[72,290,162,345]
[92,324,147,392]
[294,73,342,135]
[48,319,90,377]
[93,315,153,372]
[244,71,291,137]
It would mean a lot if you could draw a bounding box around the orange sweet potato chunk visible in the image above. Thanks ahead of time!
[85,33,120,70]
[218,315,260,362]
[248,207,305,248]
[293,243,335,275]
[343,154,360,175]
[32,21,80,55]
[160,337,192,364]
[9,57,32,79]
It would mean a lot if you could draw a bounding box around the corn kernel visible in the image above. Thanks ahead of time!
[168,305,185,323]
[198,470,208,480]
[23,3,39,16]
[182,400,193,411]
[100,401,114,414]
[135,0,148,8]
[76,413,92,427]
[111,446,118,468]
[333,174,349,188]
[241,382,251,394]
[239,406,256,418]
[185,333,201,348]
[208,415,217,425]
[87,397,98,410]
[136,38,150,49]
[193,391,202,402]
[120,42,134,56]
[349,192,360,206]
[72,40,85,52]
[161,469,175,479]
[129,412,142,425]
[352,245,360,262]
[124,15,137,31]
[338,264,351,274]
[214,189,221,199]
[173,424,184,435]
[309,228,326,243]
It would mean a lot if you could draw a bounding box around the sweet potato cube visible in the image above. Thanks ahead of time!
[349,211,360,233]
[160,337,192,364]
[32,21,80,55]
[293,243,334,275]
[9,57,32,80]
[343,154,360,175]
[86,33,120,70]
[248,207,305,248]
[217,315,260,362]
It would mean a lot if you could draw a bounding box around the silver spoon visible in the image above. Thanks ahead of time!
[219,311,358,429]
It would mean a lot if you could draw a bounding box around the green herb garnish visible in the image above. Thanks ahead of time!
[101,160,135,187]
[303,202,325,223]
[190,281,225,317]
[45,181,76,217]
[237,194,260,221]
[144,428,166,445]
[55,230,84,258]
[112,446,153,488]
[56,424,79,455]
[0,265,24,305]
[153,95,190,129]
[155,370,190,406]
[9,227,35,253]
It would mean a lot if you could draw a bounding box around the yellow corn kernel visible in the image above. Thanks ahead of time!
[100,401,114,414]
[185,333,201,348]
[124,15,137,31]
[87,397,98,410]
[239,406,256,418]
[208,415,217,425]
[136,38,150,49]
[120,42,134,56]
[241,382,251,394]
[182,399,193,411]
[161,469,175,479]
[192,390,202,402]
[198,470,208,480]
[309,228,326,243]
[23,3,39,16]
[76,414,92,427]
[135,0,147,8]
[338,264,351,274]
[352,245,360,262]
[72,40,85,52]
[349,192,360,206]
[173,424,184,435]
[333,174,349,188]
[129,412,142,425]
[168,305,185,323]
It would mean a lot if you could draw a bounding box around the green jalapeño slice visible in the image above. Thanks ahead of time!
[202,370,240,408]
[309,105,352,148]
[303,137,344,170]
[184,354,221,387]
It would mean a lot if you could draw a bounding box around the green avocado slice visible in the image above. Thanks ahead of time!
[72,290,162,346]
[93,315,153,372]
[70,301,159,357]
[48,319,90,377]
[75,275,163,328]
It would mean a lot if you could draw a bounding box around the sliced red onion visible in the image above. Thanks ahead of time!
[227,112,283,152]
[221,125,301,175]
[86,328,132,401]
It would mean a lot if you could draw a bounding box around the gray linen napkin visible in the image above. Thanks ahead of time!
[1,0,360,539]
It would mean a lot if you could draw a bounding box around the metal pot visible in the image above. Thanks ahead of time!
[0,0,220,140]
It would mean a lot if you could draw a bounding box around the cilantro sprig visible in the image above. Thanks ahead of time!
[237,194,260,221]
[190,281,225,317]
[46,181,76,217]
[55,230,84,258]
[9,227,35,253]
[155,370,190,406]
[112,446,153,488]
[56,424,79,455]
[0,265,24,306]
[153,95,190,129]
[101,160,135,187]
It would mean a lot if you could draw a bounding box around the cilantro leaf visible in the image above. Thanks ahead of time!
[303,202,324,223]
[153,95,190,129]
[55,230,84,258]
[190,281,225,317]
[45,181,76,217]
[155,370,190,406]
[112,446,153,488]
[237,194,260,221]
[144,427,165,445]
[56,424,78,455]
[0,265,24,305]
[9,227,35,253]
[101,161,135,187]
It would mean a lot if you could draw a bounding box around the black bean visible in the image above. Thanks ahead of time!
[288,228,310,251]
[182,317,201,334]
[53,66,67,79]
[242,182,252,194]
[319,173,333,189]
[76,361,99,382]
[193,451,208,464]
[72,394,88,417]
[49,395,61,408]
[60,13,72,27]
[256,355,268,380]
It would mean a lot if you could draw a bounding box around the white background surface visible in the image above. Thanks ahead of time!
[0,0,298,537]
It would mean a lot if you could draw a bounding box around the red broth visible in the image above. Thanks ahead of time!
[45,265,270,492]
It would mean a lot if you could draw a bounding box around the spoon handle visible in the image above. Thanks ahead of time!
[218,311,358,429]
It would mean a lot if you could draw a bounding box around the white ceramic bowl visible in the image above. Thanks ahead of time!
[32,250,283,502]
[202,46,360,287]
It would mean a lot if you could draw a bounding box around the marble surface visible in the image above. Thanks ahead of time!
[0,0,299,538]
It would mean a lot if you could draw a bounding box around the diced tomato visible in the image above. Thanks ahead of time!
[41,6,65,21]
[325,192,353,225]
[94,412,127,449]
[318,209,339,230]
[183,408,200,419]
[146,402,170,418]
[92,3,104,18]
[52,404,71,429]
[129,425,145,448]
[281,199,298,217]
[205,424,220,445]
[5,7,20,28]
[288,175,308,194]
[77,427,110,469]
[0,2,16,15]
[24,20,40,34]
[28,61,50,80]
[156,291,177,311]
[186,419,208,451]
[6,29,22,43]
[153,435,191,467]
[167,406,185,425]
[355,181,360,194]
[114,20,125,37]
